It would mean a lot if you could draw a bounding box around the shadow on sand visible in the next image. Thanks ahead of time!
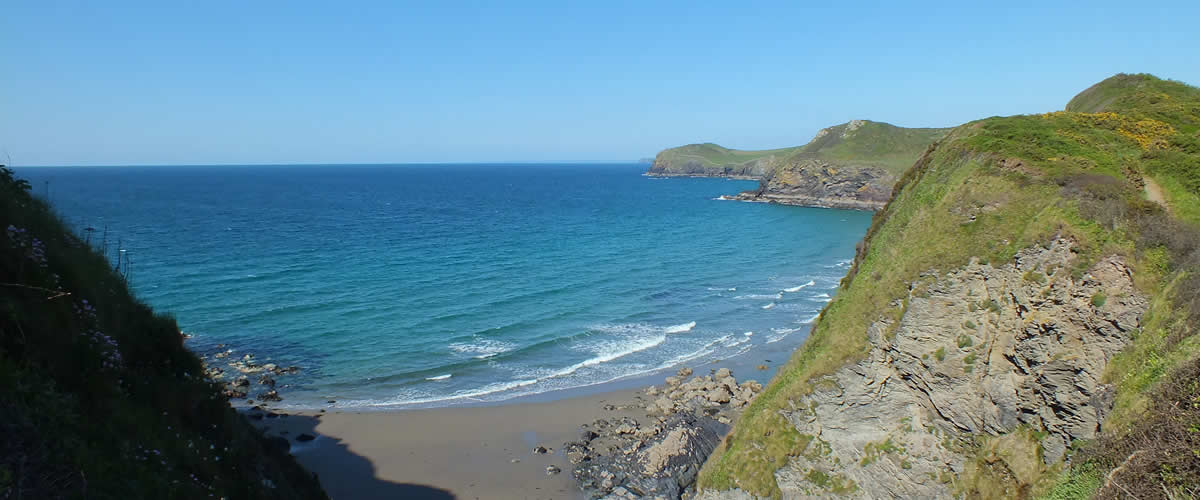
[260,413,456,500]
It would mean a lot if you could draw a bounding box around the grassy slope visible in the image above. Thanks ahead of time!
[797,121,950,174]
[699,74,1200,498]
[0,168,327,499]
[656,121,948,174]
[654,143,804,170]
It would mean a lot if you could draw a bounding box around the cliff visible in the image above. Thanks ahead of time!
[733,121,948,210]
[697,74,1200,498]
[647,143,802,178]
[0,167,328,498]
[649,121,948,210]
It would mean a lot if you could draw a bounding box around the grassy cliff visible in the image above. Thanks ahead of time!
[792,120,950,174]
[649,121,948,178]
[698,74,1200,498]
[654,143,805,170]
[0,167,328,498]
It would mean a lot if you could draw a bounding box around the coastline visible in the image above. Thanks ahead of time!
[244,331,802,499]
[249,366,765,499]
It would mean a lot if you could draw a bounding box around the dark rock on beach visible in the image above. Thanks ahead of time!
[570,367,763,499]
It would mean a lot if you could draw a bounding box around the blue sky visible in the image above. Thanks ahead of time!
[3,1,1199,166]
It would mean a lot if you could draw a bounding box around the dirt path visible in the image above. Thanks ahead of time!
[1144,176,1169,211]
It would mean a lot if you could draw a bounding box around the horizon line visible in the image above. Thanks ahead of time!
[9,160,655,168]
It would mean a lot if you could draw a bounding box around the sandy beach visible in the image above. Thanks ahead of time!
[243,341,791,500]
[250,388,657,500]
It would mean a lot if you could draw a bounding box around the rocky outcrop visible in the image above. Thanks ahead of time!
[572,368,764,499]
[649,122,947,210]
[199,344,302,403]
[698,239,1148,498]
[734,160,894,211]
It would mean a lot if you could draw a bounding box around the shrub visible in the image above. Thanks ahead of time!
[1084,358,1200,499]
[1091,292,1107,307]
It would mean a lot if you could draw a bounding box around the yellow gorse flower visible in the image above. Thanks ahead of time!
[1040,111,1175,151]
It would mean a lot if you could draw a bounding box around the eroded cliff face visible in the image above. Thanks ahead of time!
[699,239,1148,499]
[733,160,894,211]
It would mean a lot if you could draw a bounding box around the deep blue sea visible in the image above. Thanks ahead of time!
[16,164,871,409]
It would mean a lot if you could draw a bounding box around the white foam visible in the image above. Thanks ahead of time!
[361,377,541,407]
[548,333,667,379]
[656,344,717,370]
[448,339,516,359]
[665,321,696,334]
[766,326,806,344]
[801,312,821,323]
[744,331,754,337]
[762,302,776,310]
[813,292,831,300]
[735,294,779,300]
[784,280,816,293]
[425,374,452,381]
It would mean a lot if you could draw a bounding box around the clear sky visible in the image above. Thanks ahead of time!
[3,1,1199,166]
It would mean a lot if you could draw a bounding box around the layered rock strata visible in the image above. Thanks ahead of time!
[698,240,1148,498]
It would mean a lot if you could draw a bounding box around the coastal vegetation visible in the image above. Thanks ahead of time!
[0,166,326,498]
[698,74,1200,498]
[651,121,949,176]
[653,143,806,173]
[651,120,950,210]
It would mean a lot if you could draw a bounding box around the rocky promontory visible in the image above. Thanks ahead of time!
[648,121,948,211]
[733,160,895,210]
[646,143,798,179]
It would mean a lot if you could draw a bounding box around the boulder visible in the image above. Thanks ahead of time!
[705,387,732,404]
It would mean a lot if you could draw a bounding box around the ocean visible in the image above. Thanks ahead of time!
[16,163,872,409]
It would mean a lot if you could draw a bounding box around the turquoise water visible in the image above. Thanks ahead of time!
[17,164,871,408]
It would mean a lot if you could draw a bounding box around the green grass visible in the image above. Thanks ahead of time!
[698,73,1200,497]
[655,120,949,175]
[0,167,326,498]
[799,121,951,174]
[654,143,803,169]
